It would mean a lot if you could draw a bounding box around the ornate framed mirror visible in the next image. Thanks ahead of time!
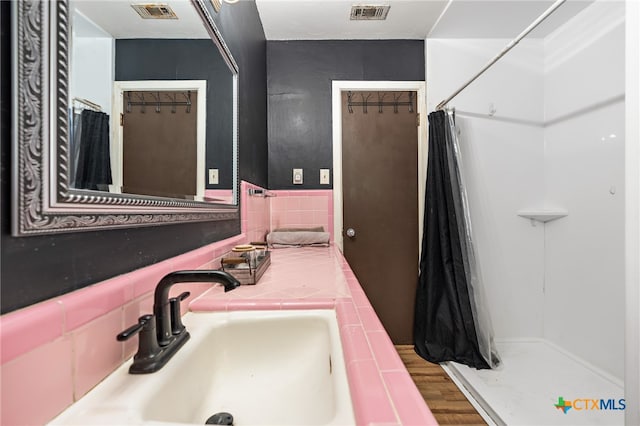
[12,0,239,236]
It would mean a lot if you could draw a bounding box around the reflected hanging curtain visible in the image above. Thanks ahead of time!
[75,110,112,191]
[414,109,500,369]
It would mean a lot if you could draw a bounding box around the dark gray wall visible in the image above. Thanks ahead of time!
[0,1,267,313]
[116,39,235,190]
[267,40,424,189]
[216,2,268,189]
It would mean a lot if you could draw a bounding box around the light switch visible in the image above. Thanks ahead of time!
[320,169,330,185]
[209,169,219,185]
[293,168,303,185]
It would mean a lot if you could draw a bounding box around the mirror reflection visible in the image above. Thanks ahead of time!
[69,0,235,203]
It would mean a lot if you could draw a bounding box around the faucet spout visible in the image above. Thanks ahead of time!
[154,270,240,346]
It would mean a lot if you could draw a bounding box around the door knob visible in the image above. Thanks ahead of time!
[346,228,356,238]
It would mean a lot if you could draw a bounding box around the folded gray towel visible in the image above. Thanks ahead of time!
[273,226,325,233]
[266,230,330,247]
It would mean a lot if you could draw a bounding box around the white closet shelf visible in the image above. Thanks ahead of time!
[517,209,568,223]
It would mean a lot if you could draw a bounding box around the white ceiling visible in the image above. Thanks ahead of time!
[72,0,209,39]
[255,0,595,40]
[427,0,594,38]
[255,0,449,40]
[72,0,597,41]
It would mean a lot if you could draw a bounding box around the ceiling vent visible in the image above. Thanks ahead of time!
[131,3,178,19]
[350,5,390,20]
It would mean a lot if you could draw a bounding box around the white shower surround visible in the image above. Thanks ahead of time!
[427,36,548,340]
[427,0,624,380]
[425,1,629,422]
[542,0,625,380]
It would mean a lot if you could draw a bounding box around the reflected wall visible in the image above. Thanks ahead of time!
[115,39,235,192]
[0,1,267,313]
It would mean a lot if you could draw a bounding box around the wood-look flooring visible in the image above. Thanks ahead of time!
[395,345,488,426]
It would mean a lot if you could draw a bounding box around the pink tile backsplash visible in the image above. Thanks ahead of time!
[72,309,125,399]
[61,276,131,331]
[0,300,64,364]
[243,181,271,243]
[1,336,74,426]
[129,258,177,298]
[123,295,154,359]
[0,181,436,426]
[269,189,334,242]
[172,244,215,270]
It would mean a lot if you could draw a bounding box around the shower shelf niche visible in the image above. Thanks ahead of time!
[517,209,568,223]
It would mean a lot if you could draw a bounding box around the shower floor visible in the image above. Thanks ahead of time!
[443,340,624,426]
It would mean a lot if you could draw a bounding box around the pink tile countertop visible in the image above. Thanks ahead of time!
[190,246,438,426]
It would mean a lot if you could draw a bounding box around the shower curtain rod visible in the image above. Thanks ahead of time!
[435,0,566,110]
[72,97,102,112]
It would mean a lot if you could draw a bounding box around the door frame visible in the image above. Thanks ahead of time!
[111,80,208,199]
[625,2,640,422]
[331,80,427,254]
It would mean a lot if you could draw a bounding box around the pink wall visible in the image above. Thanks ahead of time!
[269,190,334,242]
[242,182,335,243]
[241,181,271,243]
[0,181,334,425]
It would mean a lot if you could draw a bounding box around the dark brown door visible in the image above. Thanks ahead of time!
[342,90,418,344]
[122,90,198,199]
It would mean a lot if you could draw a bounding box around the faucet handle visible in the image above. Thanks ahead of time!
[117,315,162,371]
[117,314,154,341]
[173,291,191,303]
[169,291,191,336]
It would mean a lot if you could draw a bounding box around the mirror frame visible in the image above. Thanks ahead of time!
[12,0,239,236]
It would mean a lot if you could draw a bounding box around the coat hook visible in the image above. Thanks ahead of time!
[393,92,403,113]
[126,92,132,113]
[150,91,161,113]
[361,93,371,114]
[136,92,146,113]
[377,92,386,113]
[165,93,177,113]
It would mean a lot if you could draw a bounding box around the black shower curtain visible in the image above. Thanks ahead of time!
[413,110,491,370]
[75,109,112,191]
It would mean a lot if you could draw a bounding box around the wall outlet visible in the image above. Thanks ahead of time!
[293,168,303,185]
[208,169,219,185]
[320,169,330,185]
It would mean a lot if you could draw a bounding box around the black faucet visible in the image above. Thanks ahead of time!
[154,270,240,346]
[117,270,240,374]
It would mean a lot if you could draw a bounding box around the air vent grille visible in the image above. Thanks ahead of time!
[350,5,390,20]
[131,3,178,19]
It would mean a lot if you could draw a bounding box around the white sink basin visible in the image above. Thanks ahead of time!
[50,310,355,426]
